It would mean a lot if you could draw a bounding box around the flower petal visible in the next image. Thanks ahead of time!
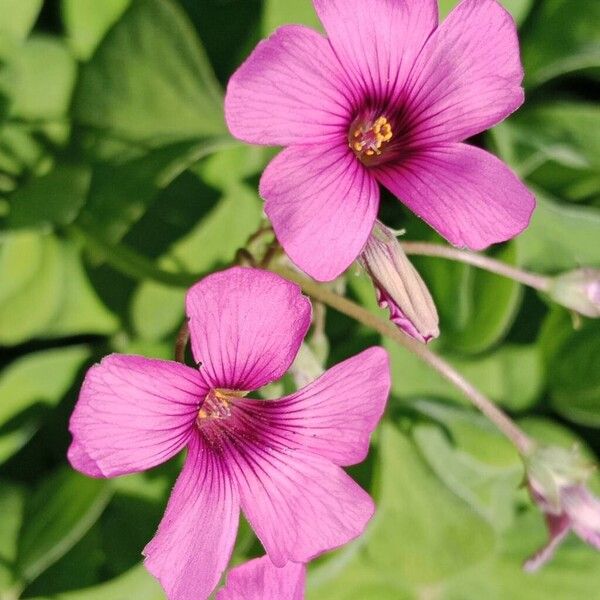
[225,25,353,146]
[234,348,390,466]
[375,143,535,250]
[564,486,600,549]
[405,0,524,145]
[68,355,203,478]
[217,556,306,600]
[228,446,374,566]
[261,144,379,281]
[523,512,571,572]
[313,0,437,102]
[186,267,311,390]
[144,435,240,600]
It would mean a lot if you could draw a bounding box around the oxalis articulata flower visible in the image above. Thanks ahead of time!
[68,267,390,600]
[225,0,536,282]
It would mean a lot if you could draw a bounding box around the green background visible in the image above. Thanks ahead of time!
[0,0,599,598]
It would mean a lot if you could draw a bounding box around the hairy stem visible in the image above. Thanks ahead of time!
[401,241,552,292]
[271,265,535,455]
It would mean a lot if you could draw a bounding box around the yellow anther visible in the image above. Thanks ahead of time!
[353,141,364,152]
[349,115,393,162]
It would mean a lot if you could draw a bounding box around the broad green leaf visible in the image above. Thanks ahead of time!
[0,482,24,592]
[0,232,64,345]
[0,345,90,464]
[16,468,113,586]
[131,184,262,340]
[0,0,42,41]
[9,36,77,122]
[386,339,543,411]
[26,564,165,600]
[61,0,132,60]
[263,0,321,34]
[429,243,522,354]
[438,0,532,24]
[366,424,495,584]
[521,0,600,87]
[8,163,91,229]
[515,191,600,272]
[43,240,119,338]
[73,0,226,146]
[548,322,600,427]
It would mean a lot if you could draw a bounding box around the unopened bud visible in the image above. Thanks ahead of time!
[548,268,600,318]
[360,221,439,343]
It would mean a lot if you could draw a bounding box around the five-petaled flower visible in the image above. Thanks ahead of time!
[226,0,536,282]
[68,267,390,600]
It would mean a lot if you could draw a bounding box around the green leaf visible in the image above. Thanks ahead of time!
[9,36,77,122]
[61,0,132,60]
[0,482,24,592]
[0,232,64,345]
[262,0,321,35]
[73,0,226,146]
[424,243,522,354]
[521,0,600,87]
[16,468,113,587]
[548,322,600,427]
[131,184,263,340]
[386,339,543,411]
[0,345,90,464]
[0,0,42,41]
[26,564,165,600]
[515,191,600,272]
[367,424,496,584]
[438,0,532,24]
[43,239,119,338]
[8,163,91,229]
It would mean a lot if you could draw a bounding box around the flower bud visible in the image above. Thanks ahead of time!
[360,221,439,343]
[548,268,600,318]
[524,444,600,571]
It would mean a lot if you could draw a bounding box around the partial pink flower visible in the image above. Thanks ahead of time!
[525,484,600,572]
[68,267,390,600]
[524,444,600,571]
[217,555,305,600]
[225,0,535,282]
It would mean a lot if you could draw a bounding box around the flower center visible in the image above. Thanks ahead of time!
[349,116,393,164]
[196,388,242,426]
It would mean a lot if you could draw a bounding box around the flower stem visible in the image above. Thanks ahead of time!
[175,320,190,363]
[271,265,535,455]
[401,241,552,292]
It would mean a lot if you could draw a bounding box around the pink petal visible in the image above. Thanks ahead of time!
[405,0,524,146]
[144,435,240,600]
[523,512,571,572]
[217,556,306,600]
[261,144,379,281]
[564,486,600,550]
[227,446,374,567]
[313,0,437,102]
[225,25,354,146]
[234,348,390,466]
[186,267,311,390]
[375,143,535,250]
[68,355,203,478]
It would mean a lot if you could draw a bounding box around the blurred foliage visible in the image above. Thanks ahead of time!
[0,0,599,598]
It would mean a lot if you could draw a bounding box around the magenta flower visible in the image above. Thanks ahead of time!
[225,0,535,282]
[217,555,305,600]
[68,267,390,600]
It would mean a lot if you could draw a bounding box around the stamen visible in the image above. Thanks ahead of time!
[349,115,394,164]
[196,388,245,425]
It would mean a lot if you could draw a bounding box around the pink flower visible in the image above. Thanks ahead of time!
[524,445,600,571]
[225,0,535,282]
[525,484,600,571]
[68,267,390,600]
[217,555,305,600]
